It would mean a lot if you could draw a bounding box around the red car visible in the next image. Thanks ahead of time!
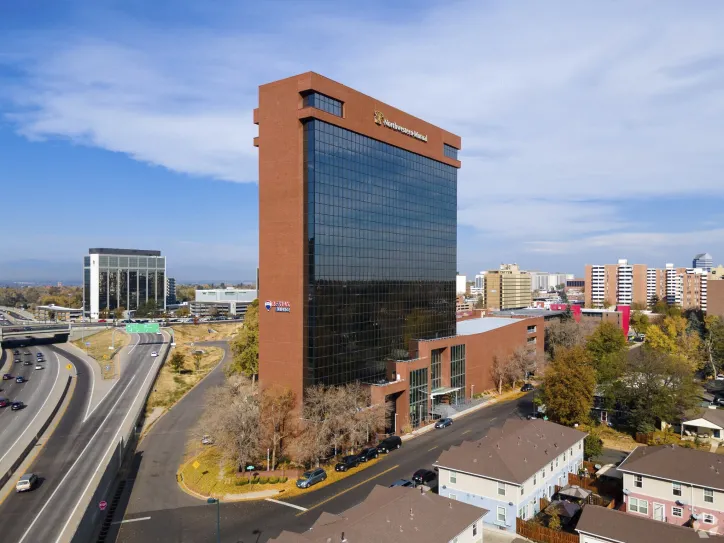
[2,374,12,381]
[0,398,9,407]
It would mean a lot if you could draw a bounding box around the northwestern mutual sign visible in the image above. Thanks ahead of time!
[374,111,428,142]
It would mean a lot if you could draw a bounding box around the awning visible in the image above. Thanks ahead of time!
[430,387,462,398]
[683,418,723,431]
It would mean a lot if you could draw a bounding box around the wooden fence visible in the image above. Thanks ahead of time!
[567,473,622,502]
[636,432,654,444]
[516,518,579,543]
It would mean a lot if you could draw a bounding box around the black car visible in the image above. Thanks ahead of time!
[11,401,25,411]
[412,469,436,486]
[521,383,535,392]
[435,418,453,429]
[377,435,402,454]
[358,447,379,462]
[13,350,19,355]
[335,455,361,472]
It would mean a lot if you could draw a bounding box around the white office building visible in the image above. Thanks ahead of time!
[190,288,258,318]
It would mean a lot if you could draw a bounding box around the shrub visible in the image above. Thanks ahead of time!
[258,476,269,484]
[280,476,288,483]
[236,479,249,486]
[268,476,279,484]
[250,477,260,485]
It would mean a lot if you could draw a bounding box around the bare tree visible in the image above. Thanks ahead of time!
[545,319,596,359]
[490,355,510,395]
[508,345,538,387]
[200,375,260,474]
[260,385,296,471]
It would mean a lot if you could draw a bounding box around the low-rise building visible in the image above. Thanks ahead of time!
[434,418,587,531]
[681,408,724,441]
[576,503,724,543]
[618,445,724,533]
[270,484,487,543]
[189,288,257,318]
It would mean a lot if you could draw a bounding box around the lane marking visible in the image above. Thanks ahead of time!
[127,333,141,354]
[17,373,139,543]
[111,516,151,525]
[266,498,308,512]
[55,351,163,543]
[461,430,471,435]
[0,350,60,468]
[296,464,399,517]
[428,446,438,452]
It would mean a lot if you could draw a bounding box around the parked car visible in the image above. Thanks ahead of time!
[717,374,724,381]
[16,376,25,383]
[15,473,38,493]
[358,447,379,462]
[412,469,437,486]
[11,401,25,410]
[435,418,453,429]
[521,383,535,392]
[296,468,327,488]
[389,479,414,488]
[335,455,361,472]
[2,374,12,380]
[377,435,402,454]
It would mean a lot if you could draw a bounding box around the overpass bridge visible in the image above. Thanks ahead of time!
[0,323,71,346]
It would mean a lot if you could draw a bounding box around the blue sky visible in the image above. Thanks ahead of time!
[2,0,724,283]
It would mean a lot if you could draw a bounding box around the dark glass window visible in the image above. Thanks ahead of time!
[409,367,429,428]
[443,144,458,160]
[119,270,128,310]
[99,270,109,311]
[431,348,442,391]
[303,92,343,117]
[129,270,138,310]
[450,344,466,404]
[304,119,457,387]
[139,270,147,307]
[83,267,91,312]
[148,271,157,305]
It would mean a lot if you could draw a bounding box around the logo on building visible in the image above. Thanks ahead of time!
[265,300,291,313]
[373,110,428,142]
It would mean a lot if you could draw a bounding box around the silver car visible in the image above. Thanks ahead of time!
[16,473,38,493]
[296,468,326,489]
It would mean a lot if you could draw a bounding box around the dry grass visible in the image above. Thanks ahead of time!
[71,328,129,379]
[597,426,640,452]
[170,323,242,344]
[179,447,380,500]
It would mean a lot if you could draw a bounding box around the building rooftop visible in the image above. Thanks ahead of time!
[434,419,587,485]
[455,317,520,336]
[618,444,724,490]
[576,503,724,543]
[89,248,162,256]
[269,485,485,543]
[490,308,566,319]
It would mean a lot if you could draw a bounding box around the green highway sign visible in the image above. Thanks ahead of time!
[125,323,160,334]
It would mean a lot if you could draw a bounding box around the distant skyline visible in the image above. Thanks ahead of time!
[2,1,724,281]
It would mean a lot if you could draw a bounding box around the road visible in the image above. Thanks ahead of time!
[114,393,535,543]
[0,332,165,543]
[0,346,62,458]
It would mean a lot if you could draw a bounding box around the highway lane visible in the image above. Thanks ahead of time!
[0,346,61,459]
[0,333,166,543]
[115,393,536,543]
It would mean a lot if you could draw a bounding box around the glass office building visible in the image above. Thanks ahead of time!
[304,120,457,386]
[83,248,166,319]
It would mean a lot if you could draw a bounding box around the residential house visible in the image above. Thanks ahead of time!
[618,445,724,534]
[434,418,587,531]
[269,485,487,543]
[576,503,724,543]
[681,408,724,441]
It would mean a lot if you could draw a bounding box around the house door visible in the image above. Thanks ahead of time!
[653,503,664,521]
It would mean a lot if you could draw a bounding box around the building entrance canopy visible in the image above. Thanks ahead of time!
[430,386,462,398]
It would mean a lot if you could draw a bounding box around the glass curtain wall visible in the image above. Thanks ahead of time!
[409,367,429,428]
[431,348,442,391]
[450,344,466,405]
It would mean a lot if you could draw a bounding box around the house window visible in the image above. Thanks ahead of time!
[579,442,582,450]
[563,452,566,461]
[542,467,546,478]
[533,474,537,485]
[449,493,457,501]
[519,507,526,519]
[629,497,648,515]
[527,337,536,344]
[520,485,524,495]
[550,462,554,471]
[498,482,506,496]
[673,482,681,496]
[704,513,715,524]
[450,472,457,484]
[634,475,643,488]
[556,458,559,467]
[472,523,477,537]
[672,507,683,518]
[705,488,714,503]
[527,325,537,333]
[497,507,506,523]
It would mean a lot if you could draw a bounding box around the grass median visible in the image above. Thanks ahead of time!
[179,446,381,500]
[71,328,129,379]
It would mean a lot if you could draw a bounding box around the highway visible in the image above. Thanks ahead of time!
[0,332,166,543]
[113,392,536,543]
[0,346,62,461]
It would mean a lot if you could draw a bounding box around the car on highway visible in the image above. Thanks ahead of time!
[521,383,535,392]
[435,417,453,429]
[23,360,32,366]
[358,447,379,462]
[335,455,361,472]
[151,351,158,357]
[2,374,12,380]
[16,376,25,383]
[389,479,414,488]
[35,365,43,370]
[0,398,9,408]
[412,469,436,486]
[15,473,38,493]
[13,350,19,355]
[296,468,327,489]
[11,401,25,410]
[377,435,402,454]
[24,351,31,355]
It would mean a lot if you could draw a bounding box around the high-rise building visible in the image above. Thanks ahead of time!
[166,276,177,305]
[471,272,486,295]
[484,264,532,310]
[256,73,461,400]
[584,259,647,308]
[83,248,166,319]
[693,253,713,272]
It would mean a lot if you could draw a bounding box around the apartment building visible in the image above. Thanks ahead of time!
[651,264,708,311]
[434,419,586,532]
[584,260,647,309]
[618,445,724,534]
[484,264,532,310]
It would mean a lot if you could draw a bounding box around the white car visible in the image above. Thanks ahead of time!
[151,351,158,357]
[717,374,724,381]
[35,365,43,370]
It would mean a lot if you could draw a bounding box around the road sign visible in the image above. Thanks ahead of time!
[125,323,160,334]
[192,460,201,470]
[99,500,107,511]
[66,363,73,370]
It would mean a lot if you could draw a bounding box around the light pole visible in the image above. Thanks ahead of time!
[207,497,220,543]
[394,413,398,435]
[471,384,475,399]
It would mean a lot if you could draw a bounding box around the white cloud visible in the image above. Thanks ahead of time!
[2,0,724,260]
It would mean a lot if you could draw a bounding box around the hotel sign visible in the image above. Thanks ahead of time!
[265,300,291,313]
[374,111,427,142]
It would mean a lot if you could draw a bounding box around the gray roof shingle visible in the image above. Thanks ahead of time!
[618,444,724,489]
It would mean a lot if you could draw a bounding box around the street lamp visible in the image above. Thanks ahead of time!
[394,413,398,435]
[207,497,220,543]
